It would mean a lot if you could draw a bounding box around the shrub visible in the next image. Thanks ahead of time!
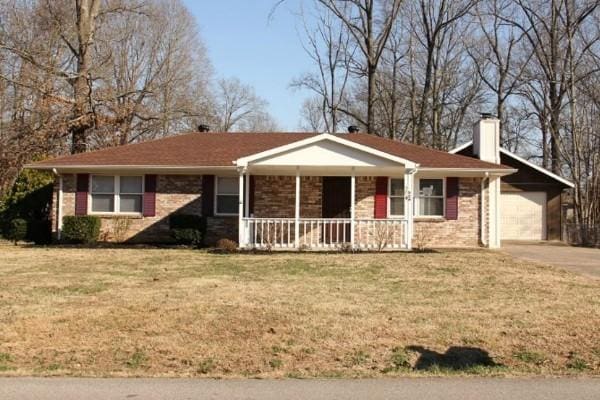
[171,228,203,247]
[216,238,238,252]
[26,220,52,245]
[0,169,53,239]
[110,217,132,243]
[6,218,27,244]
[169,214,204,247]
[62,216,101,244]
[169,214,204,229]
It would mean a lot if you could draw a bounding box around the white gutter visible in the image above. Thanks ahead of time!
[417,167,517,175]
[25,164,237,170]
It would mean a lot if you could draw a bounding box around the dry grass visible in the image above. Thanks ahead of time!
[0,242,598,378]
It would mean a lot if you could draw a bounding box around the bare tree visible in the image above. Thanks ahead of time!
[504,0,600,173]
[411,0,478,145]
[214,77,275,132]
[468,0,530,144]
[305,0,404,133]
[298,97,327,131]
[291,7,354,132]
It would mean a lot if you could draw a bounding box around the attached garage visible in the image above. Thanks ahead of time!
[501,192,547,240]
[454,142,573,242]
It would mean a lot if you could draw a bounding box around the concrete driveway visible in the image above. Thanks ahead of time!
[503,242,600,278]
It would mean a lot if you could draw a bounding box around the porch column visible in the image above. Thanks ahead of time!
[350,169,356,247]
[488,175,501,248]
[405,168,416,250]
[238,169,245,248]
[294,167,300,248]
[57,174,64,240]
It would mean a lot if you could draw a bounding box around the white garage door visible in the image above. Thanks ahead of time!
[501,192,547,240]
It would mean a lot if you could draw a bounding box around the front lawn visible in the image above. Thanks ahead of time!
[0,243,598,377]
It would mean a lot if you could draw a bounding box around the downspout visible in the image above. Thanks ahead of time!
[52,169,63,241]
[481,172,489,247]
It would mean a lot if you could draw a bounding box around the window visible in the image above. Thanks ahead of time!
[90,175,143,214]
[215,176,239,215]
[389,178,404,216]
[418,179,444,216]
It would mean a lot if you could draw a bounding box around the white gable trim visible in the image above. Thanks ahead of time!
[449,141,574,188]
[499,148,574,188]
[235,133,418,169]
[449,141,473,154]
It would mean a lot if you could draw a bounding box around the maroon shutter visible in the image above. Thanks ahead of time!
[445,177,459,220]
[75,174,89,215]
[374,177,388,219]
[202,175,215,217]
[143,175,157,217]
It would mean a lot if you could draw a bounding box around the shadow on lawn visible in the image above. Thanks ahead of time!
[406,345,500,371]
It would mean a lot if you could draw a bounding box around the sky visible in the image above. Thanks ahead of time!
[183,0,311,131]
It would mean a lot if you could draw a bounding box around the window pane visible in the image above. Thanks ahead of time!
[216,195,238,214]
[91,194,114,212]
[217,177,239,195]
[92,176,114,193]
[419,179,443,197]
[419,197,444,216]
[120,176,142,194]
[390,179,404,196]
[390,197,404,216]
[120,194,142,213]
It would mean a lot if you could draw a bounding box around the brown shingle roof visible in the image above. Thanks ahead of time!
[30,132,511,170]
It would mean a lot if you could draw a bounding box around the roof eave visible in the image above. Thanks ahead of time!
[417,167,518,177]
[24,164,237,173]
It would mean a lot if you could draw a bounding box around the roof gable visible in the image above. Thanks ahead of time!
[450,141,574,188]
[237,133,417,168]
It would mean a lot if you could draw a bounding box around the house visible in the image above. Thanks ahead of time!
[28,115,570,250]
[450,120,574,241]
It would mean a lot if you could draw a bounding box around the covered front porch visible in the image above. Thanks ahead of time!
[233,134,418,251]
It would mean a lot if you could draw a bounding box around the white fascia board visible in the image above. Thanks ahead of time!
[446,143,574,187]
[235,133,418,169]
[417,167,517,176]
[24,164,236,174]
[448,141,473,154]
[499,148,574,188]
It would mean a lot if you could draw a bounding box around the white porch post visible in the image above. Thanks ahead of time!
[488,175,501,248]
[350,169,356,248]
[294,167,300,248]
[57,174,63,240]
[238,169,245,248]
[405,168,416,250]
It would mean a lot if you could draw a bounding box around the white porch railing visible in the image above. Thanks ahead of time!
[242,218,408,250]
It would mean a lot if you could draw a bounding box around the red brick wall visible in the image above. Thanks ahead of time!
[52,174,484,248]
[413,178,482,247]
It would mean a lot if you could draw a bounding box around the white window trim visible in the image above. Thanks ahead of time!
[88,175,144,216]
[214,176,239,216]
[387,177,405,218]
[415,177,446,218]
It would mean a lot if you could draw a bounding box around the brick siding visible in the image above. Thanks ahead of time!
[53,174,484,248]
